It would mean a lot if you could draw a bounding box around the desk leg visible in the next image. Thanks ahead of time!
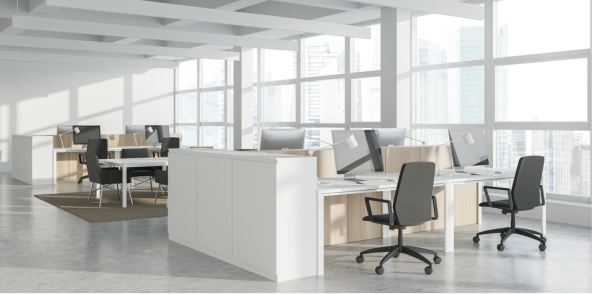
[541,204,547,236]
[444,183,455,252]
[115,151,121,159]
[122,165,127,208]
[382,191,391,239]
[317,194,324,276]
[52,151,57,185]
[477,182,483,224]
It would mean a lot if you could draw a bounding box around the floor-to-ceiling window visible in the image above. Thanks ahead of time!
[412,0,591,201]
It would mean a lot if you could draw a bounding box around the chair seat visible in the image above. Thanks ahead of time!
[154,170,168,185]
[362,214,424,227]
[98,170,132,185]
[479,200,511,208]
[130,170,155,177]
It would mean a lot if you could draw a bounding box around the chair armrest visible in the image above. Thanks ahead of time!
[483,186,513,210]
[540,185,545,205]
[364,197,393,226]
[78,154,86,164]
[153,151,160,157]
[431,196,438,220]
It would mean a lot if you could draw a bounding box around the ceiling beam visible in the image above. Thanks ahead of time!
[351,0,484,20]
[0,50,179,68]
[273,0,360,11]
[163,0,268,27]
[12,15,298,51]
[0,35,240,60]
[29,0,61,15]
[0,18,25,35]
[0,59,147,74]
[45,0,371,39]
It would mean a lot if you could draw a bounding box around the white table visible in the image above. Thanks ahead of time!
[99,158,168,207]
[315,168,545,276]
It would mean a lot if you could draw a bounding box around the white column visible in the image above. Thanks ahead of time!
[484,0,496,166]
[233,48,254,149]
[444,183,455,252]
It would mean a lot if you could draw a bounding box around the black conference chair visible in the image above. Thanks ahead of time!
[86,154,133,207]
[153,137,180,158]
[154,169,168,207]
[473,155,547,251]
[78,139,116,184]
[356,162,440,275]
[121,148,155,191]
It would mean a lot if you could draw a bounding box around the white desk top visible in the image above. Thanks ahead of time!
[54,146,162,152]
[99,158,168,167]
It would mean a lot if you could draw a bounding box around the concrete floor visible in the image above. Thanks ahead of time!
[0,172,591,292]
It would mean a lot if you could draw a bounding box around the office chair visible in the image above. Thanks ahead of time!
[77,139,115,184]
[86,154,133,207]
[473,155,547,251]
[356,162,440,275]
[153,137,180,158]
[121,148,156,191]
[154,169,168,207]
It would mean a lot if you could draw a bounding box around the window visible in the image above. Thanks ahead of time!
[178,92,198,123]
[352,24,381,72]
[202,126,225,149]
[495,59,587,122]
[202,91,224,122]
[305,128,343,149]
[304,35,345,77]
[201,59,225,88]
[411,129,449,146]
[179,126,198,147]
[414,66,484,124]
[303,79,345,123]
[352,77,380,122]
[416,12,484,66]
[262,85,296,122]
[178,60,197,90]
[262,49,297,81]
[497,0,590,57]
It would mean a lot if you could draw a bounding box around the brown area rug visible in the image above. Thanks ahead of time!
[35,188,168,223]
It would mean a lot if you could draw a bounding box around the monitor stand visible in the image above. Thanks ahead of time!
[153,143,160,147]
[344,173,357,182]
[455,167,467,173]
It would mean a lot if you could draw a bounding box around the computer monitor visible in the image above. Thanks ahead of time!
[259,129,305,150]
[57,125,73,135]
[332,130,384,181]
[449,129,489,172]
[73,125,101,148]
[125,125,146,134]
[373,128,407,147]
[145,125,171,147]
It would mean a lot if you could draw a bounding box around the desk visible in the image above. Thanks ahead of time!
[99,158,169,208]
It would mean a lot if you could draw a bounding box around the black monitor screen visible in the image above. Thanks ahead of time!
[73,125,101,145]
[332,130,384,174]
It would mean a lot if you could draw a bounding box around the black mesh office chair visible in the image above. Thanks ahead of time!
[86,154,133,207]
[473,155,547,251]
[356,162,440,275]
[153,137,180,158]
[78,139,115,184]
[121,148,155,191]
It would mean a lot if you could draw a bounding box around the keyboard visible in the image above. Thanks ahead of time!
[356,180,395,185]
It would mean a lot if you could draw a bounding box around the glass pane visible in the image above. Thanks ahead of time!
[229,89,233,123]
[352,77,380,122]
[178,92,198,123]
[201,59,225,88]
[411,129,449,146]
[253,48,258,83]
[497,0,590,57]
[263,85,296,122]
[305,128,344,149]
[178,60,197,90]
[228,60,233,86]
[253,126,259,150]
[179,126,198,146]
[262,49,297,81]
[304,35,345,77]
[303,79,345,123]
[415,66,484,124]
[353,24,381,72]
[496,130,590,197]
[202,126,225,149]
[416,12,484,66]
[253,86,258,123]
[201,91,224,122]
[496,59,587,122]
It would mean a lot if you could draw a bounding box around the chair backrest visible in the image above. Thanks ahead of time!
[86,139,109,160]
[122,148,150,159]
[511,155,545,210]
[161,137,180,157]
[393,161,436,225]
[86,154,102,184]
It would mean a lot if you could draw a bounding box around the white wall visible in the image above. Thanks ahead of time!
[0,68,175,172]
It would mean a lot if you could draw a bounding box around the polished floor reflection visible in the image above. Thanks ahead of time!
[0,172,590,292]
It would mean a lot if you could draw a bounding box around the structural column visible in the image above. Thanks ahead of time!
[233,48,254,149]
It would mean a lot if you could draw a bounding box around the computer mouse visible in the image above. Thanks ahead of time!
[494,171,503,174]
[388,179,396,182]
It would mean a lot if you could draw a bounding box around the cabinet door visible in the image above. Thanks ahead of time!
[168,154,197,244]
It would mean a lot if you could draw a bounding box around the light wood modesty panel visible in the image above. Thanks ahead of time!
[53,134,182,180]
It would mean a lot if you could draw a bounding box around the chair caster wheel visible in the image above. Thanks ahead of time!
[424,267,433,275]
[375,266,384,275]
[393,253,399,258]
[356,256,364,263]
[541,237,547,243]
[433,256,442,264]
[497,244,505,251]
[500,233,506,238]
[473,236,480,243]
[539,245,546,251]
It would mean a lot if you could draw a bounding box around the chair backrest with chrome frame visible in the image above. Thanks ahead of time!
[511,155,545,210]
[161,137,180,157]
[393,162,436,226]
[86,154,103,184]
[87,139,109,160]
